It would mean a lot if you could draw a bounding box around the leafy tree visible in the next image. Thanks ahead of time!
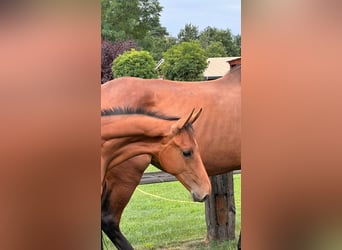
[205,41,227,57]
[112,49,158,79]
[177,23,199,42]
[199,26,240,56]
[101,0,163,42]
[101,40,138,83]
[233,34,241,55]
[139,35,177,61]
[199,26,217,49]
[136,25,175,61]
[162,41,207,81]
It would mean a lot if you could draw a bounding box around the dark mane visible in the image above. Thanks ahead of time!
[101,106,180,121]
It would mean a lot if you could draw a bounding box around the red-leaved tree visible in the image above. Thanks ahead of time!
[101,40,138,84]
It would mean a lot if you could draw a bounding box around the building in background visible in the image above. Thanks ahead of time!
[203,57,241,80]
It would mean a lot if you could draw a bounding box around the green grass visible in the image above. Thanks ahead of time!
[103,167,241,250]
[144,165,161,172]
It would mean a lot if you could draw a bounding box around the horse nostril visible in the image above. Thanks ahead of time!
[201,194,209,202]
[192,193,209,202]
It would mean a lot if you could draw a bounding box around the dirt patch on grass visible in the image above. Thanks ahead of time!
[156,238,237,250]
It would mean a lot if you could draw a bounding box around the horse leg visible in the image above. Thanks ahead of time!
[101,230,103,250]
[101,182,108,250]
[102,180,133,250]
[101,155,151,250]
[237,231,241,250]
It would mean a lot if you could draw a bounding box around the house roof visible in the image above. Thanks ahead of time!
[203,57,241,78]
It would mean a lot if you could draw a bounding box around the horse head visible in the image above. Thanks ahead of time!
[158,108,211,202]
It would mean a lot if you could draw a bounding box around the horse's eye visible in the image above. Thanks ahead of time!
[182,150,193,157]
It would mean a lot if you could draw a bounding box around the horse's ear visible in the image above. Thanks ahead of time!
[189,108,202,125]
[171,108,195,133]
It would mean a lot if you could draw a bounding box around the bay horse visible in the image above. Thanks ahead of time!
[101,65,241,249]
[101,106,211,201]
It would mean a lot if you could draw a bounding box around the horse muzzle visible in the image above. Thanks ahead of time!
[192,192,209,202]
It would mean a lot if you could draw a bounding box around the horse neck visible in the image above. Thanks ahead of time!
[101,115,174,167]
[103,136,165,168]
[122,138,165,159]
[101,115,173,140]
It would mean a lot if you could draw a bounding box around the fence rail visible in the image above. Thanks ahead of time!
[140,170,241,185]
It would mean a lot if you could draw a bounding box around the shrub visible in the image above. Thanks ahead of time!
[162,41,207,81]
[112,49,158,79]
[101,40,138,83]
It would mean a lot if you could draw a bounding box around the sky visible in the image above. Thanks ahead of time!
[158,0,241,37]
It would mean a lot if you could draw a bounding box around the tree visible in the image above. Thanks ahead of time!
[139,35,177,61]
[137,25,175,61]
[101,40,138,83]
[112,49,158,79]
[101,0,163,42]
[234,34,241,56]
[205,41,227,57]
[162,41,207,81]
[199,26,240,56]
[177,23,200,42]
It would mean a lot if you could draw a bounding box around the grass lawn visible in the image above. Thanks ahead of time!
[103,166,241,250]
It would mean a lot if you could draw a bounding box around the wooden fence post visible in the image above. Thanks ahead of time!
[205,172,236,241]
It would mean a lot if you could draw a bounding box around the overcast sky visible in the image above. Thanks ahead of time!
[158,0,241,37]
